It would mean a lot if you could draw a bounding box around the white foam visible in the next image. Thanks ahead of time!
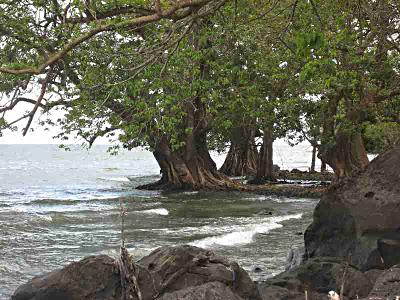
[97,177,130,182]
[34,214,53,222]
[190,213,302,248]
[271,198,312,203]
[141,208,169,216]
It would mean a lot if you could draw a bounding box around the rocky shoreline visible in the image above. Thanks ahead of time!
[12,147,400,299]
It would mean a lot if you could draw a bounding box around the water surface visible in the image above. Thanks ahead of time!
[0,144,318,299]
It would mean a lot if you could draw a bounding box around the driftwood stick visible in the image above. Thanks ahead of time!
[340,254,351,300]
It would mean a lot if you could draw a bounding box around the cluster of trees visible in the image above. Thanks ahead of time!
[1,0,399,190]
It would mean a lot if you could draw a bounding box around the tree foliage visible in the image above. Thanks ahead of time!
[1,0,400,186]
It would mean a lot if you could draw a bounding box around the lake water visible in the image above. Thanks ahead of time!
[0,143,321,299]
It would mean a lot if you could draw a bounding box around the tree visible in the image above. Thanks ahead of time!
[0,0,239,191]
[290,0,400,178]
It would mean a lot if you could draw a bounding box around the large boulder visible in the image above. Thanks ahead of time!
[12,245,260,300]
[304,146,400,271]
[368,264,400,298]
[12,255,121,300]
[259,257,372,300]
[285,246,305,271]
[135,245,259,300]
[258,285,325,300]
[158,282,242,300]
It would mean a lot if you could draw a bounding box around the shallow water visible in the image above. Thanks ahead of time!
[0,144,319,299]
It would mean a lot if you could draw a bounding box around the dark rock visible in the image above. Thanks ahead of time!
[137,245,259,300]
[158,282,243,300]
[252,266,263,273]
[368,264,400,298]
[305,146,400,271]
[255,209,273,216]
[13,245,260,300]
[285,246,305,271]
[273,165,280,173]
[12,255,121,300]
[378,237,400,268]
[363,269,384,286]
[258,285,326,300]
[260,257,372,299]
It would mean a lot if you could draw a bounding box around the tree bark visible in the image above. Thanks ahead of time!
[310,145,317,173]
[220,126,258,176]
[138,23,241,191]
[322,131,369,179]
[138,98,238,191]
[320,160,327,173]
[250,126,276,184]
[319,94,369,179]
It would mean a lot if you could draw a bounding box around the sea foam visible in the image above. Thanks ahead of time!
[190,213,302,248]
[141,208,169,216]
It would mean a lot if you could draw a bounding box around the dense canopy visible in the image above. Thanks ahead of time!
[1,0,399,189]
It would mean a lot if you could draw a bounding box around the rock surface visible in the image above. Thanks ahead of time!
[136,245,259,300]
[285,246,305,271]
[12,245,260,300]
[305,146,400,271]
[259,257,372,299]
[363,269,384,286]
[12,255,121,300]
[368,264,400,298]
[258,285,326,300]
[158,282,243,300]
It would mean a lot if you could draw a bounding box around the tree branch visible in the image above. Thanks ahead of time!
[0,97,46,113]
[22,68,54,136]
[0,0,217,76]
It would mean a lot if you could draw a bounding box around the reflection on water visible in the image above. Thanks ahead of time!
[0,144,319,298]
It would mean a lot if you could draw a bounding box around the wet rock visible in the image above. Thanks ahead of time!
[137,245,259,300]
[252,266,263,273]
[255,209,273,216]
[12,245,260,300]
[368,264,400,298]
[363,269,383,286]
[305,146,400,271]
[285,246,305,271]
[258,284,326,300]
[12,255,121,300]
[378,237,400,269]
[260,257,372,299]
[158,282,243,300]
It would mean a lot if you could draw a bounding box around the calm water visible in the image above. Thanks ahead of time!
[0,144,320,299]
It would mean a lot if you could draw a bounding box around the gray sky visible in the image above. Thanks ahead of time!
[0,125,60,144]
[0,96,68,144]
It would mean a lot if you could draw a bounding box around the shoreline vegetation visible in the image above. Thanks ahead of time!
[1,0,399,299]
[138,169,334,198]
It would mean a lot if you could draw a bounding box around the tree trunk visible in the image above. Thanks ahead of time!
[319,94,369,179]
[310,145,317,173]
[139,24,240,191]
[250,126,276,184]
[138,98,238,191]
[220,126,258,176]
[320,160,327,173]
[322,131,369,179]
[138,137,235,191]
